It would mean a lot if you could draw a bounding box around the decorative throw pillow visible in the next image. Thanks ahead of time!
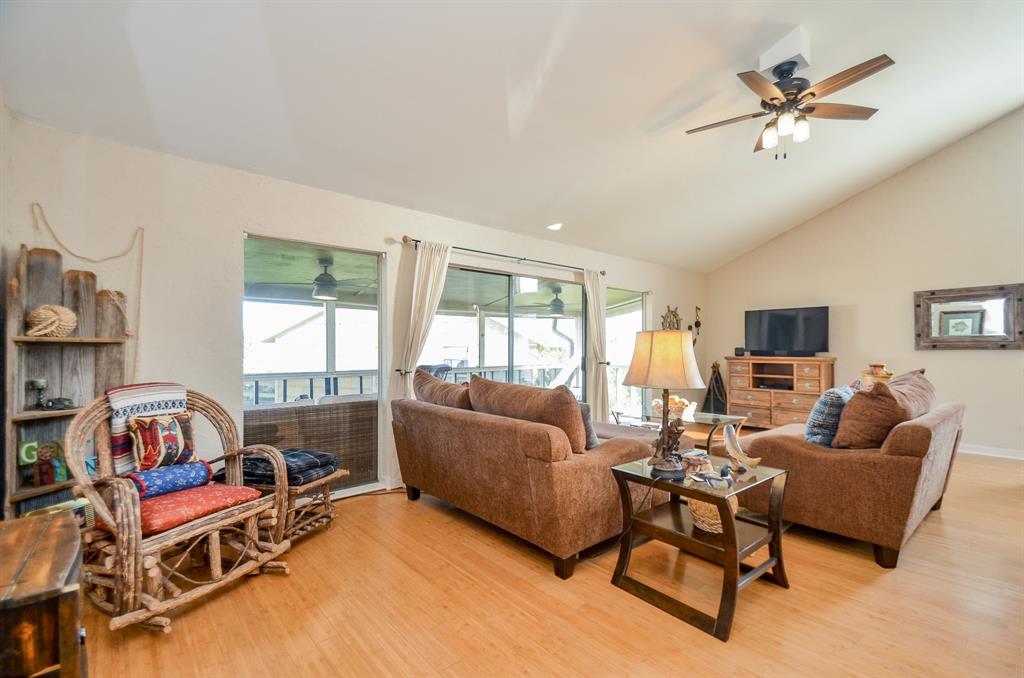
[832,369,935,449]
[579,402,600,450]
[468,375,587,454]
[106,382,188,475]
[413,369,472,409]
[126,461,212,498]
[805,386,856,447]
[127,411,196,471]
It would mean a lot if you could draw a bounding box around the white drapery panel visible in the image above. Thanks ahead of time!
[395,240,451,397]
[583,269,609,423]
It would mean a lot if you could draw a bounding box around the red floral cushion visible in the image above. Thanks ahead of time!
[135,483,262,535]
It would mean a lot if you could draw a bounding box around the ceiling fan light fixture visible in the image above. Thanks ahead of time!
[762,124,779,150]
[311,266,338,301]
[793,115,810,143]
[777,111,795,136]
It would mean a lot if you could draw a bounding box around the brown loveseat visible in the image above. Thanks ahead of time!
[391,373,688,578]
[718,402,964,568]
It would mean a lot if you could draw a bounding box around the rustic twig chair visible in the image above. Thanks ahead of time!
[64,390,291,634]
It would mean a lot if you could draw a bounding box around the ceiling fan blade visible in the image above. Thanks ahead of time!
[685,110,768,135]
[736,71,786,104]
[753,135,764,153]
[803,103,878,120]
[800,55,894,102]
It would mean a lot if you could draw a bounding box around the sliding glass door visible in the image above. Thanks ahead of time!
[606,287,645,422]
[421,267,585,397]
[418,267,510,381]
[242,235,380,491]
[511,277,584,397]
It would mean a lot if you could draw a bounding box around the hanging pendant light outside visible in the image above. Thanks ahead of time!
[312,259,338,301]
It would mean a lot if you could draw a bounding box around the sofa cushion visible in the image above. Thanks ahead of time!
[579,403,600,449]
[805,386,856,447]
[832,369,936,449]
[468,375,587,454]
[414,368,471,409]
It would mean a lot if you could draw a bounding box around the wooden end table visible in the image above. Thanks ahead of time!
[611,457,788,642]
[1,512,85,677]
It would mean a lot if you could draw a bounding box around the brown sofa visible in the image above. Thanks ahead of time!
[716,403,964,568]
[391,378,687,578]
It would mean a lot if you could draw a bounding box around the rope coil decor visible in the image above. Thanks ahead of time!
[26,304,78,337]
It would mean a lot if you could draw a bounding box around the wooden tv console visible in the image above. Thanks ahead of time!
[725,355,836,429]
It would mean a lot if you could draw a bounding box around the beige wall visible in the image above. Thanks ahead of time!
[0,102,705,485]
[704,109,1024,453]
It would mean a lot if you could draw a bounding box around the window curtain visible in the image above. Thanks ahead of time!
[396,240,452,397]
[583,269,609,423]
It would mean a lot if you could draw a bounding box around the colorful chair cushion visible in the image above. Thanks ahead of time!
[127,411,196,471]
[107,382,187,475]
[805,386,856,447]
[134,484,262,536]
[125,461,212,499]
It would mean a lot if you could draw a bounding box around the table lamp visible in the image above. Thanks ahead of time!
[622,330,705,477]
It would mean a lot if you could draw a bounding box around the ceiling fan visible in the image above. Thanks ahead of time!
[250,255,377,301]
[685,54,894,154]
[514,284,569,318]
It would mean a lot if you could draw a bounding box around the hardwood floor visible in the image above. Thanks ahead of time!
[84,453,1023,677]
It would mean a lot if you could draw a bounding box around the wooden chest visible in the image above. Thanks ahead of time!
[725,356,836,429]
[0,512,85,677]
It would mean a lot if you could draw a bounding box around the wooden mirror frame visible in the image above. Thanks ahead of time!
[914,283,1024,350]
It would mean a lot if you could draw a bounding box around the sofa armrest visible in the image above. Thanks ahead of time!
[568,436,653,468]
[518,421,575,463]
[881,403,965,458]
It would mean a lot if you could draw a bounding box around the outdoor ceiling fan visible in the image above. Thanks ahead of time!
[514,284,569,318]
[251,255,377,301]
[685,54,894,155]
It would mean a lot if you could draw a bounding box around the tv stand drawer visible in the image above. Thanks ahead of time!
[773,410,810,427]
[728,389,771,407]
[795,363,820,378]
[795,379,821,393]
[773,392,819,411]
[728,405,771,427]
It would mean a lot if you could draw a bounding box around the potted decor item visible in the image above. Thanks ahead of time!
[860,363,894,388]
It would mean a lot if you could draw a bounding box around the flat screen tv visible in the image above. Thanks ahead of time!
[745,306,829,357]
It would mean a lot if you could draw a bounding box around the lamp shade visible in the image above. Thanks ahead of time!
[622,330,705,390]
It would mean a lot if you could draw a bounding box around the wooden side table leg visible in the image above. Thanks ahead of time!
[611,474,636,585]
[713,497,740,642]
[766,473,790,588]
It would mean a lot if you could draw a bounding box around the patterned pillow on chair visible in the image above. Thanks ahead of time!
[128,412,196,471]
[125,461,212,498]
[805,386,856,447]
[107,382,188,475]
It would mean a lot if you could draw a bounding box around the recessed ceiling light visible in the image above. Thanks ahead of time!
[546,223,563,231]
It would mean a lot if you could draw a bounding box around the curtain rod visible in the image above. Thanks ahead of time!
[401,235,605,276]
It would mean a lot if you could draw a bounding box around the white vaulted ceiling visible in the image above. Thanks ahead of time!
[1,1,1021,271]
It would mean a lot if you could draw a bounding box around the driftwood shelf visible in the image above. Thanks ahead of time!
[11,408,84,422]
[13,335,127,344]
[3,245,128,519]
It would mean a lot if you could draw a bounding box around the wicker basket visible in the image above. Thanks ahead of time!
[689,495,739,533]
[687,458,738,534]
[26,304,77,337]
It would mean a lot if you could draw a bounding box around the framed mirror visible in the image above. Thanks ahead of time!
[915,283,1023,350]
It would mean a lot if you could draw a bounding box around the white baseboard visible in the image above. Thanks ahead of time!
[959,445,1024,460]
